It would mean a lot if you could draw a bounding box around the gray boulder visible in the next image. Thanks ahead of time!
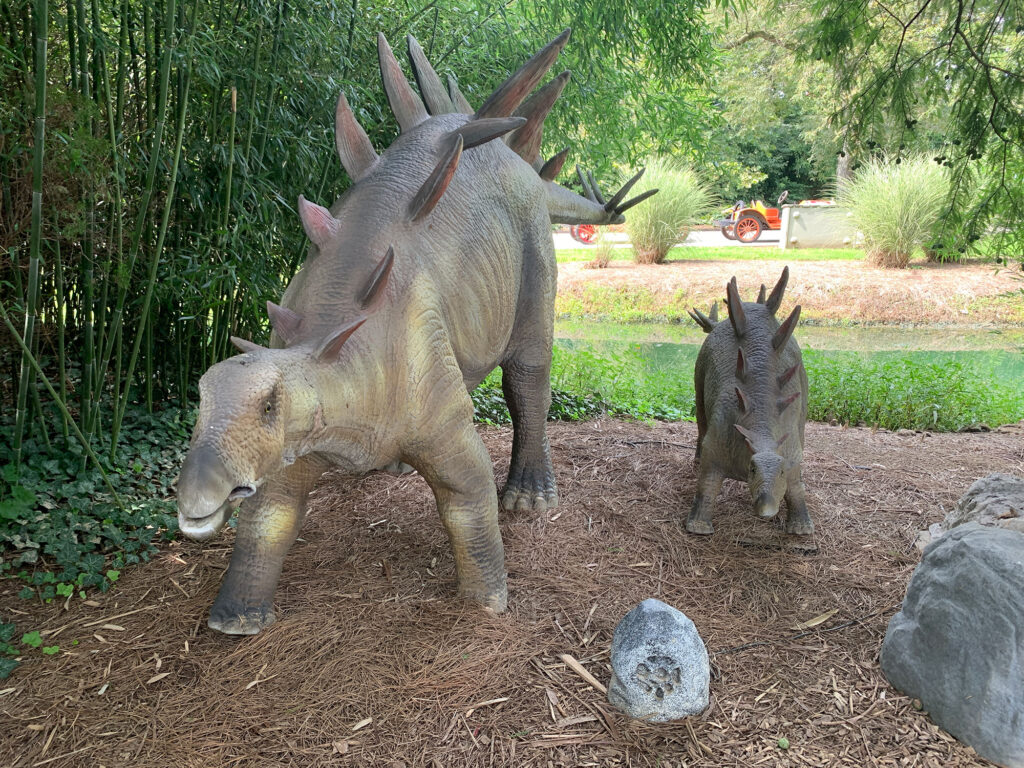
[945,473,1024,533]
[881,523,1024,768]
[914,473,1024,552]
[607,599,709,722]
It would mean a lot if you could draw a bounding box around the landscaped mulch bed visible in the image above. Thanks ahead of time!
[558,259,1024,326]
[2,419,1022,767]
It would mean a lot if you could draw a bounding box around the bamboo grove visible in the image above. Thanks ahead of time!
[0,0,720,473]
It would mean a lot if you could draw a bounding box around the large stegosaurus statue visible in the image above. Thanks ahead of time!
[175,30,654,634]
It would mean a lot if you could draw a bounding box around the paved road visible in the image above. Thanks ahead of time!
[552,229,780,250]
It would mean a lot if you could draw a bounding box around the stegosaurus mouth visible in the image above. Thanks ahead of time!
[178,499,234,541]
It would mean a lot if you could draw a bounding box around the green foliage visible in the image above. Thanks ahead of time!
[802,0,1024,262]
[839,155,950,267]
[0,403,189,600]
[470,344,695,425]
[480,338,1024,433]
[0,622,18,678]
[705,12,838,201]
[805,351,1024,431]
[551,345,695,420]
[623,159,718,263]
[21,631,42,648]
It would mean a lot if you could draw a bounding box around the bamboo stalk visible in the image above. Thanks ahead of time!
[222,85,237,233]
[111,0,189,456]
[66,0,76,90]
[115,0,127,128]
[53,239,68,439]
[93,0,177,431]
[12,0,48,476]
[75,0,87,98]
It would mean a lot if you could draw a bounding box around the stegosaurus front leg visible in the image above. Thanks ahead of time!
[545,165,658,226]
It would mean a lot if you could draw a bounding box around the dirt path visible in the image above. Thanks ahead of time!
[558,259,1024,325]
[2,420,1022,767]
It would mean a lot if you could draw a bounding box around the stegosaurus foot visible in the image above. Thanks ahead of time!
[501,465,558,513]
[685,517,714,536]
[785,516,815,536]
[208,601,276,636]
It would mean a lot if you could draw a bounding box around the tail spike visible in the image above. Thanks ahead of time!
[408,134,463,222]
[736,348,746,379]
[539,147,570,181]
[772,304,801,351]
[335,92,378,181]
[605,166,645,211]
[735,386,750,414]
[266,301,303,344]
[475,28,570,119]
[614,188,658,214]
[359,246,395,311]
[450,116,525,149]
[586,169,606,205]
[778,391,801,413]
[708,301,719,323]
[406,35,455,115]
[726,277,747,337]
[447,74,473,113]
[508,71,570,163]
[230,336,266,354]
[765,266,790,315]
[378,33,428,132]
[316,316,368,361]
[576,165,595,199]
[756,284,767,303]
[778,364,799,388]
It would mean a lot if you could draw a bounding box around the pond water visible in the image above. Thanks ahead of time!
[554,320,1024,388]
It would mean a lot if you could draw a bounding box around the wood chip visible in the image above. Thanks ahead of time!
[465,696,508,717]
[791,608,840,631]
[351,717,372,731]
[146,672,171,685]
[100,624,126,632]
[558,653,607,694]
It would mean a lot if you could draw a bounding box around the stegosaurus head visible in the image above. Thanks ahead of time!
[748,449,789,520]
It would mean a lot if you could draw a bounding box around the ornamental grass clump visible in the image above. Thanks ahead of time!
[584,230,615,269]
[840,155,950,268]
[624,158,716,264]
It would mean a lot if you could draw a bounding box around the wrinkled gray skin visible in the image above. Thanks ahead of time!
[686,268,813,536]
[176,30,654,634]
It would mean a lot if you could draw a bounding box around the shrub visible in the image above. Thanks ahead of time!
[624,158,716,264]
[840,155,950,267]
[584,231,615,269]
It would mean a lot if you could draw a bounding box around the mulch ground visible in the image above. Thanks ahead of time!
[557,259,1024,326]
[2,419,1023,768]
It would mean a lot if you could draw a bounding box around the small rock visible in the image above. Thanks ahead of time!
[913,522,945,553]
[881,524,1024,767]
[607,599,709,722]
[944,473,1024,532]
